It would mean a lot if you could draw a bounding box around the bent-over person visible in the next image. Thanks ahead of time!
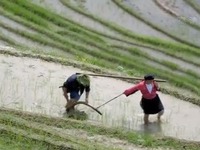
[61,73,90,113]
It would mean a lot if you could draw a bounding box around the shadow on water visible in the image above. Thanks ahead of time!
[138,121,163,135]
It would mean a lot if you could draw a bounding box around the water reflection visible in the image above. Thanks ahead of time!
[139,122,162,135]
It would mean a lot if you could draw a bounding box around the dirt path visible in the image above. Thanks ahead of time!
[0,51,200,142]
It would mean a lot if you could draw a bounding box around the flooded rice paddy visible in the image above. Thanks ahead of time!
[123,0,200,47]
[0,15,74,58]
[157,0,200,26]
[73,0,172,40]
[0,54,200,142]
[31,0,173,41]
[31,0,118,37]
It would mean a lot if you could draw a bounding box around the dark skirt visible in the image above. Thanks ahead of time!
[140,94,164,114]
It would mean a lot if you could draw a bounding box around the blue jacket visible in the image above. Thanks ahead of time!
[63,74,90,95]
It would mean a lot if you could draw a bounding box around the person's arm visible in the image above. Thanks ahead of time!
[154,81,160,91]
[85,86,90,103]
[85,92,89,103]
[62,87,69,102]
[123,83,140,97]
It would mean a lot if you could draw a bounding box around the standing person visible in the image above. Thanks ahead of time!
[123,74,164,125]
[60,73,90,113]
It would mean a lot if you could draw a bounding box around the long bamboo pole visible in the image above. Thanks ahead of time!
[76,73,167,82]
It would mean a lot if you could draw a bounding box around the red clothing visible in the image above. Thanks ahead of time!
[123,81,159,99]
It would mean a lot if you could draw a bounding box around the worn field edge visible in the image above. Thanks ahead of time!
[0,107,200,150]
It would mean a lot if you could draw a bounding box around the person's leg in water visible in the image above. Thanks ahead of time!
[140,99,150,125]
[157,110,164,122]
[65,91,80,113]
[144,114,149,125]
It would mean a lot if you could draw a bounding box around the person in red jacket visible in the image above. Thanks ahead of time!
[123,74,164,125]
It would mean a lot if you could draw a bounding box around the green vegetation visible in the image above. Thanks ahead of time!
[0,108,200,150]
[0,131,64,150]
[0,114,116,150]
[0,0,200,149]
[0,0,200,101]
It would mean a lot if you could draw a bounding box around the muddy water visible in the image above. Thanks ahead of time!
[0,41,8,46]
[0,15,35,34]
[74,0,173,41]
[31,0,118,37]
[31,0,174,41]
[192,0,200,6]
[158,0,200,26]
[0,26,40,48]
[0,27,72,58]
[0,54,200,142]
[132,45,200,74]
[0,24,73,58]
[123,0,200,47]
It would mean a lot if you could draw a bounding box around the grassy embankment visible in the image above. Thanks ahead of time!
[0,108,200,150]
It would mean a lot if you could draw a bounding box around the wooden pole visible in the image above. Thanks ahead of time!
[76,73,167,82]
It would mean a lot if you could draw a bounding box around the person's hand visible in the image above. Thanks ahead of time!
[123,90,129,97]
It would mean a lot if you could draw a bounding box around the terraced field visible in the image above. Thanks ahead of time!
[0,0,200,149]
